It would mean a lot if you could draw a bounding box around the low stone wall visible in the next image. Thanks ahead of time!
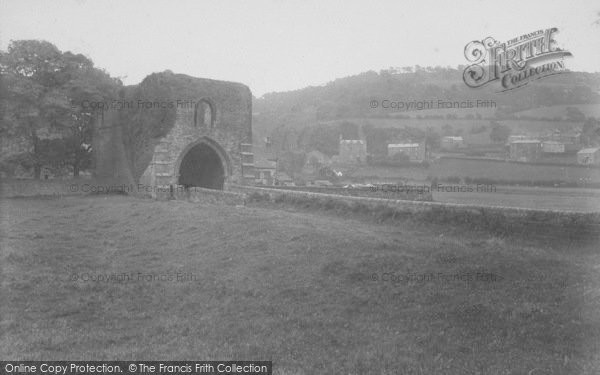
[3,179,598,237]
[155,185,246,205]
[264,185,432,201]
[231,185,600,237]
[0,178,176,198]
[0,179,245,205]
[0,178,90,198]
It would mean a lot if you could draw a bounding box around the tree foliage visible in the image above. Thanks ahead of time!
[0,40,119,178]
[581,117,600,147]
[489,122,511,144]
[279,151,306,179]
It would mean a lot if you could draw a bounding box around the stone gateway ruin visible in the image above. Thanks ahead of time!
[92,72,254,194]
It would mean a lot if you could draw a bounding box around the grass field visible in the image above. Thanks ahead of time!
[433,185,600,212]
[1,195,600,374]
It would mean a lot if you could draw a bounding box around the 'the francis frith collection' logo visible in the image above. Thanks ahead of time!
[463,28,572,91]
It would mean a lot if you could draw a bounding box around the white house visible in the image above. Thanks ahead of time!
[387,143,425,161]
[441,136,464,150]
[577,148,600,165]
[339,139,367,163]
[542,141,565,154]
[254,158,277,186]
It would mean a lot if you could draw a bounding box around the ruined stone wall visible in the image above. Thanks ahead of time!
[93,71,253,191]
[92,109,135,187]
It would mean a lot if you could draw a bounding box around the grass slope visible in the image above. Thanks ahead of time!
[1,196,599,374]
[513,104,600,119]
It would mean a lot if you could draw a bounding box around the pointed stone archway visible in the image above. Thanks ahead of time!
[174,137,232,190]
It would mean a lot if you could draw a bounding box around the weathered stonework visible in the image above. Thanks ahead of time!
[93,72,254,194]
[137,83,253,190]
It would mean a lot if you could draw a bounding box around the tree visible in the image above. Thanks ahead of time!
[470,124,487,134]
[421,127,441,161]
[308,155,321,172]
[566,106,586,122]
[489,121,511,144]
[581,117,600,147]
[64,64,119,176]
[424,127,441,152]
[0,40,119,177]
[442,124,453,136]
[279,151,306,179]
[338,121,359,140]
[306,125,340,156]
[1,41,73,178]
[390,151,410,163]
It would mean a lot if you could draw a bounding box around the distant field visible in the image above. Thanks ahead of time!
[514,104,600,119]
[433,185,600,212]
[430,158,600,186]
[387,106,496,118]
[320,118,489,131]
[342,164,429,181]
[1,196,599,374]
[338,162,600,212]
[497,119,570,133]
[319,117,577,134]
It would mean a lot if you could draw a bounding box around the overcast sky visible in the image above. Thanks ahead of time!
[1,0,598,97]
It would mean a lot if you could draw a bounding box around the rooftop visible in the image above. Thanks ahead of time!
[254,158,277,169]
[340,140,365,144]
[577,148,600,154]
[510,140,541,144]
[388,143,420,148]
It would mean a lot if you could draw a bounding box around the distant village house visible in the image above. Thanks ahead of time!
[509,140,542,162]
[508,135,531,143]
[542,141,565,154]
[441,136,464,150]
[387,143,426,161]
[338,137,367,164]
[577,148,600,166]
[254,158,277,186]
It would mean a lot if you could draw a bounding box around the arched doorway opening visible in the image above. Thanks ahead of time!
[177,142,226,190]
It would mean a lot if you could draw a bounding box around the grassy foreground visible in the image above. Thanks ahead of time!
[1,195,599,374]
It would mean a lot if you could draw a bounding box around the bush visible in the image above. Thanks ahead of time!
[246,191,269,202]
